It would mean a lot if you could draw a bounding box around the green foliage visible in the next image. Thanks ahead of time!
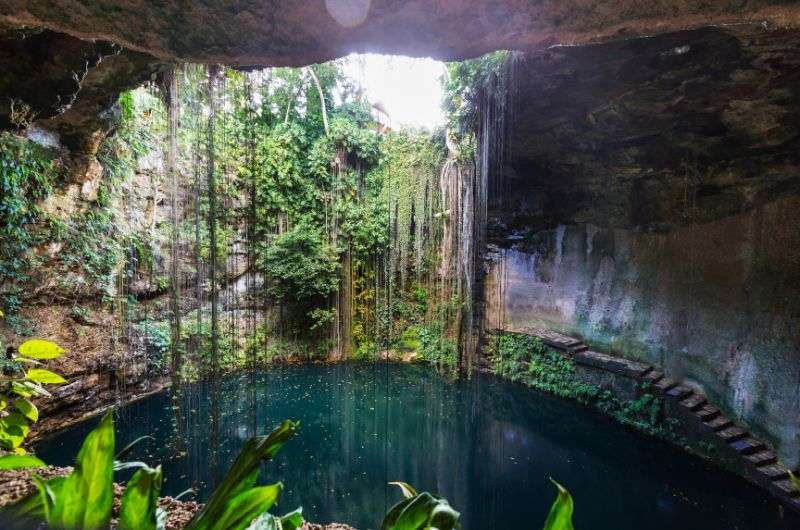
[259,221,340,303]
[543,479,574,530]
[0,338,66,459]
[443,51,511,134]
[488,332,664,434]
[49,413,115,529]
[417,322,458,375]
[137,320,171,372]
[381,482,461,530]
[353,340,380,361]
[0,454,46,470]
[54,209,123,295]
[185,419,299,530]
[0,133,60,323]
[118,465,163,530]
[6,415,303,530]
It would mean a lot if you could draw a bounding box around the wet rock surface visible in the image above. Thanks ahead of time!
[485,25,800,468]
[501,24,800,234]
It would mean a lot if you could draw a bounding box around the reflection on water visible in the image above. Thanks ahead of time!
[36,363,798,530]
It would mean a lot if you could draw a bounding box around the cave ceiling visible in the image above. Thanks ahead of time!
[1,1,799,180]
[505,24,800,231]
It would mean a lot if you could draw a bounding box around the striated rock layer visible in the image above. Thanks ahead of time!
[485,25,800,468]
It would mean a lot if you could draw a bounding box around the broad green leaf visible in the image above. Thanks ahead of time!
[18,339,64,359]
[1,412,30,446]
[116,435,155,460]
[206,483,282,530]
[790,471,800,491]
[11,381,34,397]
[0,454,45,470]
[246,509,303,530]
[23,381,53,397]
[14,398,38,422]
[50,412,115,530]
[11,380,52,398]
[34,474,56,523]
[381,497,414,530]
[187,420,298,530]
[542,479,574,530]
[389,482,418,499]
[279,508,304,530]
[119,465,163,530]
[0,424,26,449]
[0,396,7,410]
[26,368,66,385]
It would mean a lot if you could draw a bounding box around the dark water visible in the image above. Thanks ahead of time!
[36,363,798,530]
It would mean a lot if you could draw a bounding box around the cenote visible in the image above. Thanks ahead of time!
[36,364,797,530]
[3,8,800,526]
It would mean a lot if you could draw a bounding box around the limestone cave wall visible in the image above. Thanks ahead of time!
[484,25,800,468]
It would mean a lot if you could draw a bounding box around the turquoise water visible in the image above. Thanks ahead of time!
[36,363,798,529]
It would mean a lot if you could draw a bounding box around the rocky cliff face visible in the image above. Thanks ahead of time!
[484,24,800,468]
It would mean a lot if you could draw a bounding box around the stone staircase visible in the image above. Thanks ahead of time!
[529,329,800,513]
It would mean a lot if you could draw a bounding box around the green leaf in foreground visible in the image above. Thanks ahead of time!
[26,368,67,385]
[542,478,574,530]
[49,412,115,530]
[118,465,163,530]
[18,339,64,359]
[279,508,304,530]
[247,507,304,530]
[206,483,283,530]
[0,454,45,470]
[186,419,298,530]
[389,481,418,499]
[381,488,460,530]
[13,398,38,422]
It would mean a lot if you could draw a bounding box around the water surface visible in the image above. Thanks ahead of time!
[36,363,798,529]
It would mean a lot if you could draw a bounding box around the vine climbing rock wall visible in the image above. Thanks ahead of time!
[484,24,800,469]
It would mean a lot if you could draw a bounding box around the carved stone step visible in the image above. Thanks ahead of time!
[655,378,678,393]
[745,450,778,467]
[705,415,734,432]
[718,426,748,443]
[644,370,664,384]
[729,437,765,455]
[680,393,707,411]
[774,479,800,497]
[666,385,692,400]
[695,404,720,420]
[757,464,789,481]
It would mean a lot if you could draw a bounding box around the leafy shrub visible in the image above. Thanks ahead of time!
[0,337,66,467]
[417,322,458,375]
[258,221,340,303]
[0,133,60,320]
[382,479,575,530]
[3,415,303,530]
[487,332,664,434]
